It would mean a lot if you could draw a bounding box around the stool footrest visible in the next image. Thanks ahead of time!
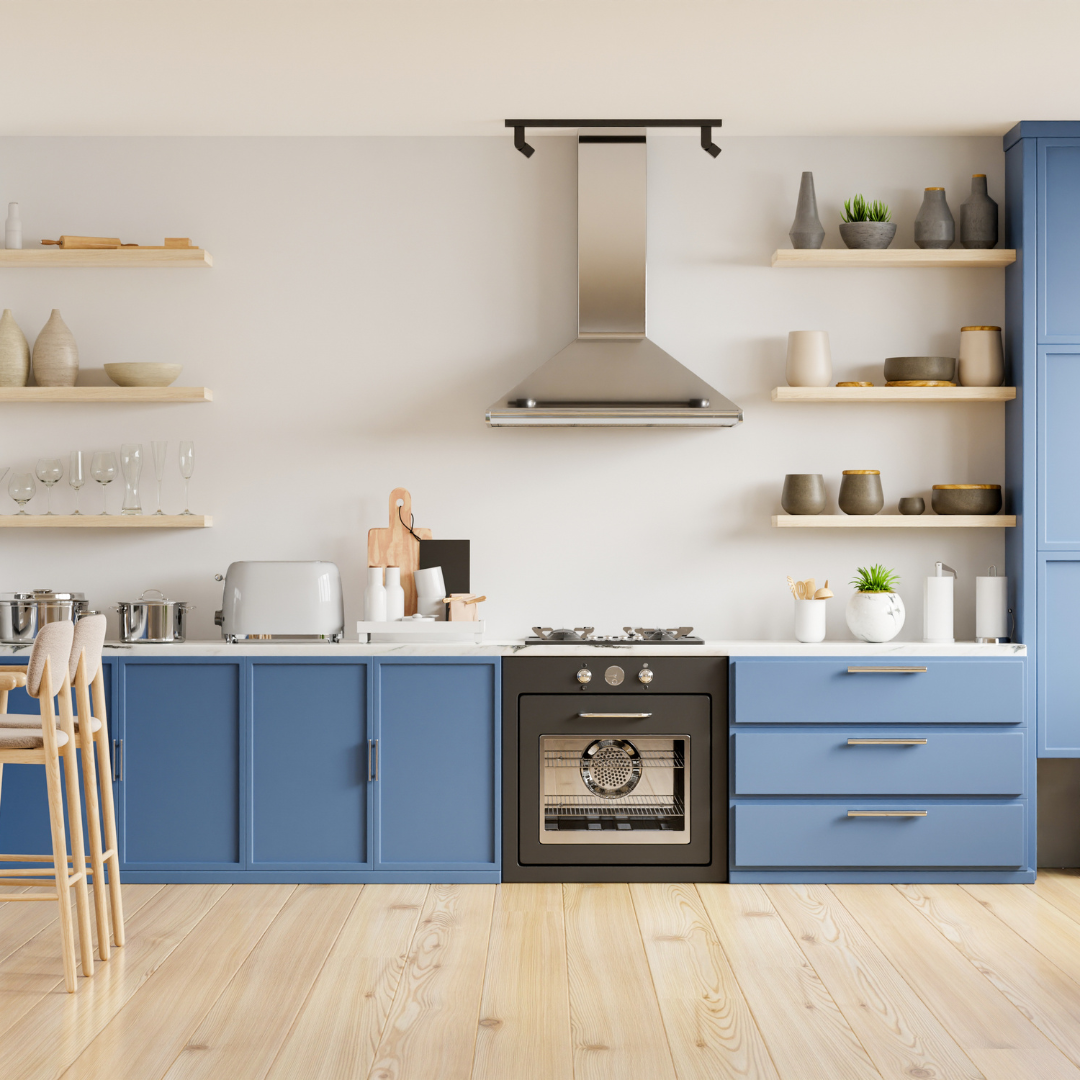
[0,893,56,901]
[0,867,60,876]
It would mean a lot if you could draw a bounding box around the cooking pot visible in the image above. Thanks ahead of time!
[0,590,90,644]
[117,589,193,643]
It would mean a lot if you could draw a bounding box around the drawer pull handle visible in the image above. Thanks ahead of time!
[576,712,653,719]
[848,810,928,817]
[847,738,928,745]
[847,667,928,674]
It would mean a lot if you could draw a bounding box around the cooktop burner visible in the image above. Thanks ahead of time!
[527,626,704,646]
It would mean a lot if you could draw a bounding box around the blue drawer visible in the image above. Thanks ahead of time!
[733,802,1025,868]
[732,658,1024,725]
[733,728,1024,795]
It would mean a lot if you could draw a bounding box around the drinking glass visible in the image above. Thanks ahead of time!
[9,471,36,515]
[90,451,118,515]
[151,441,167,515]
[120,443,143,515]
[0,467,8,511]
[35,458,63,515]
[69,451,85,515]
[178,441,194,516]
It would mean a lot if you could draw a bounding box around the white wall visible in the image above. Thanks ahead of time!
[0,135,1006,642]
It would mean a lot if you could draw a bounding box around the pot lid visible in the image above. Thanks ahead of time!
[5,589,87,601]
[118,589,187,606]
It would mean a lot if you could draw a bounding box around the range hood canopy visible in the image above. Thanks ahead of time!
[487,119,742,429]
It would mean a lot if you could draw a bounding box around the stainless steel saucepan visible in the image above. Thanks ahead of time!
[0,590,90,644]
[117,589,193,643]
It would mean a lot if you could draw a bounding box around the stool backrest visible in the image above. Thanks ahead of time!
[26,621,75,699]
[69,614,107,684]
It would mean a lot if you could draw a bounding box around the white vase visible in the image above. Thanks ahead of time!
[845,591,905,643]
[32,309,78,387]
[794,598,827,643]
[785,330,832,387]
[384,566,405,621]
[4,203,21,250]
[0,309,30,386]
[364,567,387,622]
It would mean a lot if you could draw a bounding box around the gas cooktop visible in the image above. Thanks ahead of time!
[527,626,704,646]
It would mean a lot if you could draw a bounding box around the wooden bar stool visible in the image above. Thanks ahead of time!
[0,622,94,992]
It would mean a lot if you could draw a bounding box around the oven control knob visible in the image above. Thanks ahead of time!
[638,666,654,685]
[576,667,593,685]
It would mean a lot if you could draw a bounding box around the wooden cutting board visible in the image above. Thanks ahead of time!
[367,488,432,616]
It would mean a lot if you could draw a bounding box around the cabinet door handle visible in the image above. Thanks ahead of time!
[847,738,928,745]
[847,810,927,817]
[368,739,379,782]
[113,739,123,782]
[576,712,653,719]
[847,666,928,674]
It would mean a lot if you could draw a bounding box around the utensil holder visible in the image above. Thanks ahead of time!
[794,598,827,643]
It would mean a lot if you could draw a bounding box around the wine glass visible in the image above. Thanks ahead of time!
[9,471,36,515]
[90,451,118,515]
[69,451,85,515]
[151,441,167,515]
[120,443,143,515]
[0,467,8,511]
[178,441,194,516]
[35,458,63,515]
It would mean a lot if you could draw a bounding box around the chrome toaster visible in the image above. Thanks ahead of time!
[214,561,344,643]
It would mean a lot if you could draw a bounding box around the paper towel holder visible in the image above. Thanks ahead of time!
[976,564,1012,643]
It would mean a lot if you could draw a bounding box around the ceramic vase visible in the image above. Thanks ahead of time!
[838,470,884,515]
[781,474,826,515]
[960,175,998,249]
[785,330,831,386]
[384,566,405,621]
[789,172,825,249]
[31,309,78,387]
[5,203,21,250]
[0,309,30,386]
[846,591,905,643]
[364,567,387,622]
[914,188,955,249]
[958,326,1004,386]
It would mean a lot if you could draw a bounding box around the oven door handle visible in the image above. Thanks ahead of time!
[576,712,653,718]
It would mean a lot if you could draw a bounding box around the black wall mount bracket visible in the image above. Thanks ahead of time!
[505,119,722,158]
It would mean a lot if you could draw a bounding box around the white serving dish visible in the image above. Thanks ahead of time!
[104,362,182,387]
[356,620,485,644]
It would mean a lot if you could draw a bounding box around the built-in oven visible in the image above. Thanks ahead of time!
[502,655,727,882]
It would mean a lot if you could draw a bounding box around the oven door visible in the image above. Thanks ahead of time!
[518,694,712,866]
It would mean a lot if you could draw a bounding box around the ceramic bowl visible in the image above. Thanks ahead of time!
[898,496,925,515]
[883,356,957,382]
[932,484,1002,515]
[104,363,182,387]
[838,222,897,250]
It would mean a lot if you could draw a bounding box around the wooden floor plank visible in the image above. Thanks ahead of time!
[765,883,983,1080]
[833,884,1080,1080]
[1028,870,1080,926]
[60,884,295,1080]
[0,883,226,1080]
[162,884,362,1080]
[0,887,63,967]
[897,883,1080,1071]
[367,883,495,1080]
[471,883,573,1080]
[266,884,427,1080]
[628,883,779,1080]
[698,884,878,1080]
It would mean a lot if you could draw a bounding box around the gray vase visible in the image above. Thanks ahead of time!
[914,188,955,249]
[789,172,825,250]
[781,473,826,515]
[960,174,998,249]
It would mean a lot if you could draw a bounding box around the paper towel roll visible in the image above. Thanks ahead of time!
[923,576,954,642]
[976,574,1009,639]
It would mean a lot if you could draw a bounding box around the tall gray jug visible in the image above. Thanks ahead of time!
[789,172,825,249]
[914,188,955,249]
[960,174,999,249]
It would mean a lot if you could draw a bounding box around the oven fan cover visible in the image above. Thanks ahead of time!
[579,738,642,799]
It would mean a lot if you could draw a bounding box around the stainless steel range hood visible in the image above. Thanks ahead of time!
[487,132,742,428]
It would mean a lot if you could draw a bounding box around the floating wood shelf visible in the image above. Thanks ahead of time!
[0,386,212,403]
[772,386,1015,403]
[772,515,1015,529]
[771,249,1016,268]
[0,515,212,529]
[0,248,212,268]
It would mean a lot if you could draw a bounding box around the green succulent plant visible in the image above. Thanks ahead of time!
[841,194,892,223]
[850,564,900,593]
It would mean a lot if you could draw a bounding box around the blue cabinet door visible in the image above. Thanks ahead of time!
[118,660,242,871]
[373,658,499,872]
[1038,347,1080,547]
[249,659,370,870]
[1038,139,1080,342]
[1038,556,1080,755]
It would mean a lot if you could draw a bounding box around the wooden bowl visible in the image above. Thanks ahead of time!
[932,484,1002,515]
[104,363,182,387]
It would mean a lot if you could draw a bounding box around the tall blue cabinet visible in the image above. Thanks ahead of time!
[1005,123,1080,758]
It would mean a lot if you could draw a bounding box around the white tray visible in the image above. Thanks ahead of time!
[355,620,485,644]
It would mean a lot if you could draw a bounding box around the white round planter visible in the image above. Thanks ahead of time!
[846,591,905,643]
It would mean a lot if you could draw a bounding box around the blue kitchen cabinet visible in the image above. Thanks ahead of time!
[1037,139,1080,342]
[373,657,499,878]
[1037,347,1080,548]
[1038,557,1080,756]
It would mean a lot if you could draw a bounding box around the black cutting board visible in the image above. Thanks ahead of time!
[418,540,470,594]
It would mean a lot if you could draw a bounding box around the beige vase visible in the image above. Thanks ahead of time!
[32,309,78,387]
[0,309,30,386]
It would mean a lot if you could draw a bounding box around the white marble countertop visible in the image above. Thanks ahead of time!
[0,639,1026,657]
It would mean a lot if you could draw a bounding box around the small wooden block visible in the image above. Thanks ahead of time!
[447,594,480,622]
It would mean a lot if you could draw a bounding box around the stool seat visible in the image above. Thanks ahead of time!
[0,727,69,749]
[0,715,101,734]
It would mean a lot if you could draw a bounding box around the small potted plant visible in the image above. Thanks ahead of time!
[839,194,897,250]
[846,564,905,642]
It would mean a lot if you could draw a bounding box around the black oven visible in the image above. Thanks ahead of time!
[502,655,727,882]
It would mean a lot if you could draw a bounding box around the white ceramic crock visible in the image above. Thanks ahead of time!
[785,330,832,387]
[845,590,906,643]
[794,598,827,642]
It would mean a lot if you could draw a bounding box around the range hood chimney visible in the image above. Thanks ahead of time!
[487,121,742,428]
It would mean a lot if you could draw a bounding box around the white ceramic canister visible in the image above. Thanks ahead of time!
[845,590,905,643]
[364,567,387,622]
[785,330,832,387]
[414,565,446,621]
[384,566,405,621]
[923,562,956,643]
[976,565,1009,641]
[794,598,827,643]
[958,325,1004,386]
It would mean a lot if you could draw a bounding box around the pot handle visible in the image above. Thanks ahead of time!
[139,588,167,601]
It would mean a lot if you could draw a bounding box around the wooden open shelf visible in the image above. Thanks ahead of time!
[771,249,1016,268]
[773,515,1015,529]
[772,386,1015,403]
[0,386,211,403]
[0,248,212,267]
[0,515,212,529]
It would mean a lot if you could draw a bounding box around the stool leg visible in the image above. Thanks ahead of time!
[79,730,110,960]
[42,718,77,993]
[89,671,124,947]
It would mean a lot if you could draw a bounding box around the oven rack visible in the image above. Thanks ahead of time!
[543,750,682,768]
[544,795,684,818]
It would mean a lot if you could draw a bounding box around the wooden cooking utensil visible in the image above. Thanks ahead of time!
[814,579,834,599]
[41,236,198,250]
[795,581,806,599]
[786,576,798,598]
[805,579,815,600]
[367,488,432,616]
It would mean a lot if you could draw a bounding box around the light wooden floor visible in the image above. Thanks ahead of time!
[3,875,1080,1079]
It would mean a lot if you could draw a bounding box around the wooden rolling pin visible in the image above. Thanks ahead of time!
[41,236,197,250]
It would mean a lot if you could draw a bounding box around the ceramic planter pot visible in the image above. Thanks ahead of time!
[781,473,826,515]
[846,591,906,643]
[914,188,955,249]
[789,172,825,249]
[960,174,999,249]
[839,221,896,249]
[838,470,884,515]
